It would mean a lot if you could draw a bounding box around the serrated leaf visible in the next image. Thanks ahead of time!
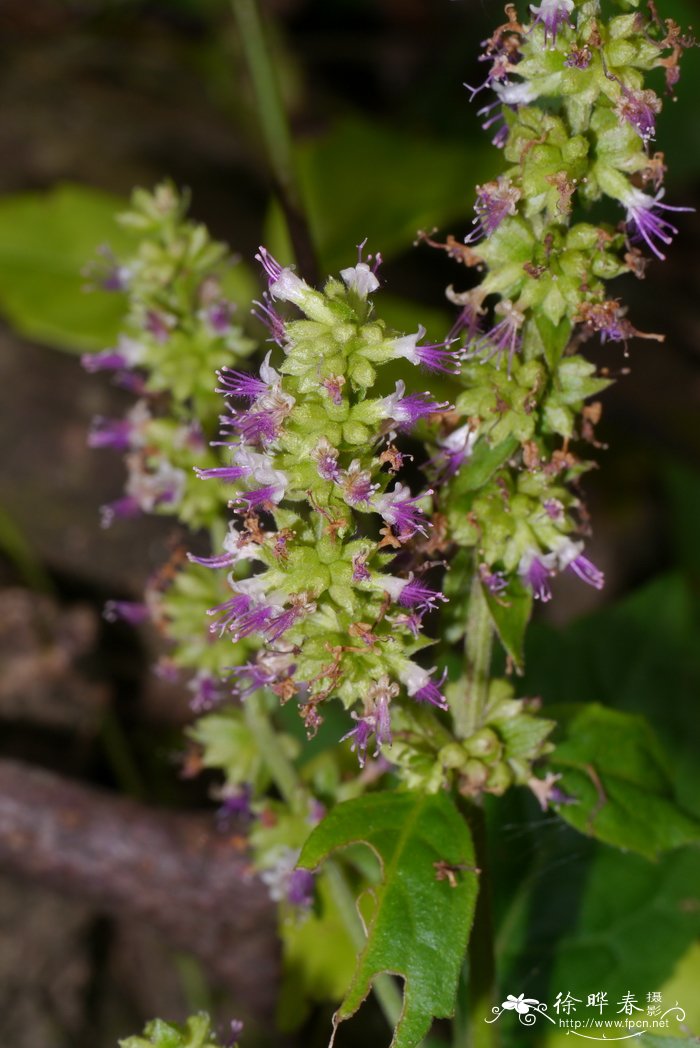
[483,577,533,671]
[548,704,700,858]
[0,183,137,351]
[298,791,478,1048]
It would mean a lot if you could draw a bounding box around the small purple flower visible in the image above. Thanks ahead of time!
[518,550,557,601]
[216,368,269,401]
[83,245,131,292]
[145,309,173,343]
[235,482,287,508]
[479,564,509,594]
[341,677,396,767]
[464,50,512,102]
[256,246,309,306]
[252,293,287,344]
[528,0,574,48]
[338,460,378,506]
[374,483,431,539]
[465,177,521,244]
[352,550,371,583]
[429,422,478,479]
[623,188,694,262]
[216,784,253,824]
[265,594,316,642]
[229,651,295,699]
[88,417,133,451]
[287,868,316,908]
[383,573,446,612]
[226,408,281,446]
[99,494,141,528]
[543,498,564,521]
[194,464,250,483]
[103,599,149,625]
[203,300,234,335]
[81,337,144,374]
[555,539,605,589]
[564,43,592,68]
[469,299,525,373]
[391,325,461,375]
[380,380,450,430]
[400,664,449,710]
[314,438,341,483]
[188,670,224,712]
[225,1019,245,1048]
[615,85,661,144]
[207,591,253,634]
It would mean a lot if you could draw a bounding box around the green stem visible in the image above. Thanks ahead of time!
[231,0,318,281]
[453,562,494,739]
[243,691,304,813]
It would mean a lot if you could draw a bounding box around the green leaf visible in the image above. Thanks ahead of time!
[535,315,572,371]
[452,436,519,496]
[119,1014,224,1048]
[483,577,533,671]
[549,704,700,858]
[296,117,494,273]
[298,791,478,1048]
[0,183,137,352]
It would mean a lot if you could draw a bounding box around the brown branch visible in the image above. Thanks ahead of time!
[0,759,279,1019]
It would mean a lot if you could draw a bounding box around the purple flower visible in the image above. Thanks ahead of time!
[206,591,253,634]
[615,86,661,144]
[564,43,592,69]
[235,482,287,508]
[469,299,525,373]
[88,417,133,451]
[400,664,449,710]
[518,550,557,601]
[99,494,141,528]
[188,670,224,712]
[380,380,450,430]
[464,50,512,102]
[479,564,508,594]
[202,300,234,335]
[391,325,461,375]
[287,868,316,908]
[216,369,269,401]
[313,438,341,483]
[339,460,378,506]
[555,539,605,589]
[145,309,173,343]
[374,483,431,539]
[194,464,250,483]
[352,550,371,583]
[623,188,694,262]
[225,408,281,446]
[265,594,316,642]
[229,651,295,699]
[103,599,149,625]
[341,677,396,767]
[252,293,286,344]
[225,1019,245,1048]
[528,0,574,48]
[216,785,253,825]
[465,177,521,243]
[256,246,309,306]
[81,337,144,374]
[383,572,446,612]
[429,422,478,479]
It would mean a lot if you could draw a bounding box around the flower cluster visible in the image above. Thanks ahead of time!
[194,247,456,761]
[82,182,255,534]
[425,0,693,609]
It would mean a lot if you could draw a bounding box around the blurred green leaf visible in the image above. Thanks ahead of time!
[0,183,136,352]
[299,791,478,1048]
[119,1013,224,1048]
[295,117,492,274]
[549,704,700,858]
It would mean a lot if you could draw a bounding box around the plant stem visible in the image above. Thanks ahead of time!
[244,693,403,1030]
[454,805,500,1048]
[452,561,494,739]
[231,0,318,281]
[243,691,305,813]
